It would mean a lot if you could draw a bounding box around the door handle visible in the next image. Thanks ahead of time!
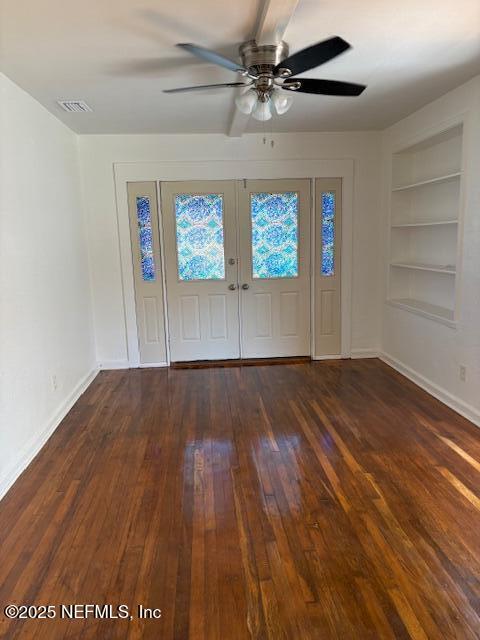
[241,283,249,290]
[228,284,237,290]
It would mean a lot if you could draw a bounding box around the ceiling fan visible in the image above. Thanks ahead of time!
[163,36,366,121]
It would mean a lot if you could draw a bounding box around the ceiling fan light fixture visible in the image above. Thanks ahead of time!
[272,90,293,115]
[235,88,257,114]
[252,97,272,121]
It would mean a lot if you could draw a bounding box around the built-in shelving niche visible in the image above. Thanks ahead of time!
[388,124,463,327]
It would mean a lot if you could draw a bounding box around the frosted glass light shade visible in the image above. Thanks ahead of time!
[272,91,293,115]
[252,99,272,121]
[235,89,257,115]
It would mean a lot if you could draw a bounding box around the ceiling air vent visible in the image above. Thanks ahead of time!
[57,100,93,113]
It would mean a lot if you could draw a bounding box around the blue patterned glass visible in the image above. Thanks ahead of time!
[175,194,225,280]
[321,192,335,276]
[136,196,155,281]
[251,192,298,279]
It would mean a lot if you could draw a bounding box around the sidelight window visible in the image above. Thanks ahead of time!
[136,196,155,281]
[321,192,335,276]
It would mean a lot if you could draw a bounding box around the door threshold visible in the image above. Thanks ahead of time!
[170,356,311,369]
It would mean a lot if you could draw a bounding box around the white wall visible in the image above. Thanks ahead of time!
[381,76,480,424]
[79,132,383,367]
[0,74,96,498]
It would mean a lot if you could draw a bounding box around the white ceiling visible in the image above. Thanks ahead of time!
[1,0,479,134]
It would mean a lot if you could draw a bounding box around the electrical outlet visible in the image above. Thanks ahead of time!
[51,374,58,391]
[459,366,466,382]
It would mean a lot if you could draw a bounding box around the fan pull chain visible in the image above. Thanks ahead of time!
[260,115,274,148]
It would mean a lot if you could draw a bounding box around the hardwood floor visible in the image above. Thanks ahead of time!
[1,359,480,639]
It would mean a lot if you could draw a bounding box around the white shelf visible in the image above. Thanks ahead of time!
[391,219,458,229]
[392,172,461,192]
[388,298,456,328]
[388,124,462,326]
[390,262,456,275]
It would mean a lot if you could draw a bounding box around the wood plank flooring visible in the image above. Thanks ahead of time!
[1,359,480,639]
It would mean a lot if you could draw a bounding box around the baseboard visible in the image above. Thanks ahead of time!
[99,361,168,369]
[0,366,99,502]
[139,362,168,368]
[312,349,379,361]
[98,360,130,370]
[351,348,380,359]
[380,353,480,428]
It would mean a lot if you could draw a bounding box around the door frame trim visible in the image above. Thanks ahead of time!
[114,159,354,366]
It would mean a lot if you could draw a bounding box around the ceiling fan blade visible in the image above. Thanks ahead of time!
[274,36,351,77]
[163,82,248,94]
[283,78,366,96]
[177,43,246,73]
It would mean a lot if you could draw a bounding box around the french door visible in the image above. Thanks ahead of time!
[238,180,311,358]
[161,179,311,362]
[161,181,240,361]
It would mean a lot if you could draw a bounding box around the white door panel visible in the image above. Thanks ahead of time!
[208,295,228,339]
[238,179,311,358]
[280,292,300,336]
[161,181,240,361]
[179,295,201,341]
[253,292,273,338]
[143,297,160,343]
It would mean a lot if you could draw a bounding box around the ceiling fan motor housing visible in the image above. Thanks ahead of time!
[240,40,289,76]
[240,40,290,100]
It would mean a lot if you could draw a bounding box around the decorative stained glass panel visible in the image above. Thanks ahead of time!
[321,192,335,276]
[175,194,225,281]
[251,192,298,279]
[136,196,155,281]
